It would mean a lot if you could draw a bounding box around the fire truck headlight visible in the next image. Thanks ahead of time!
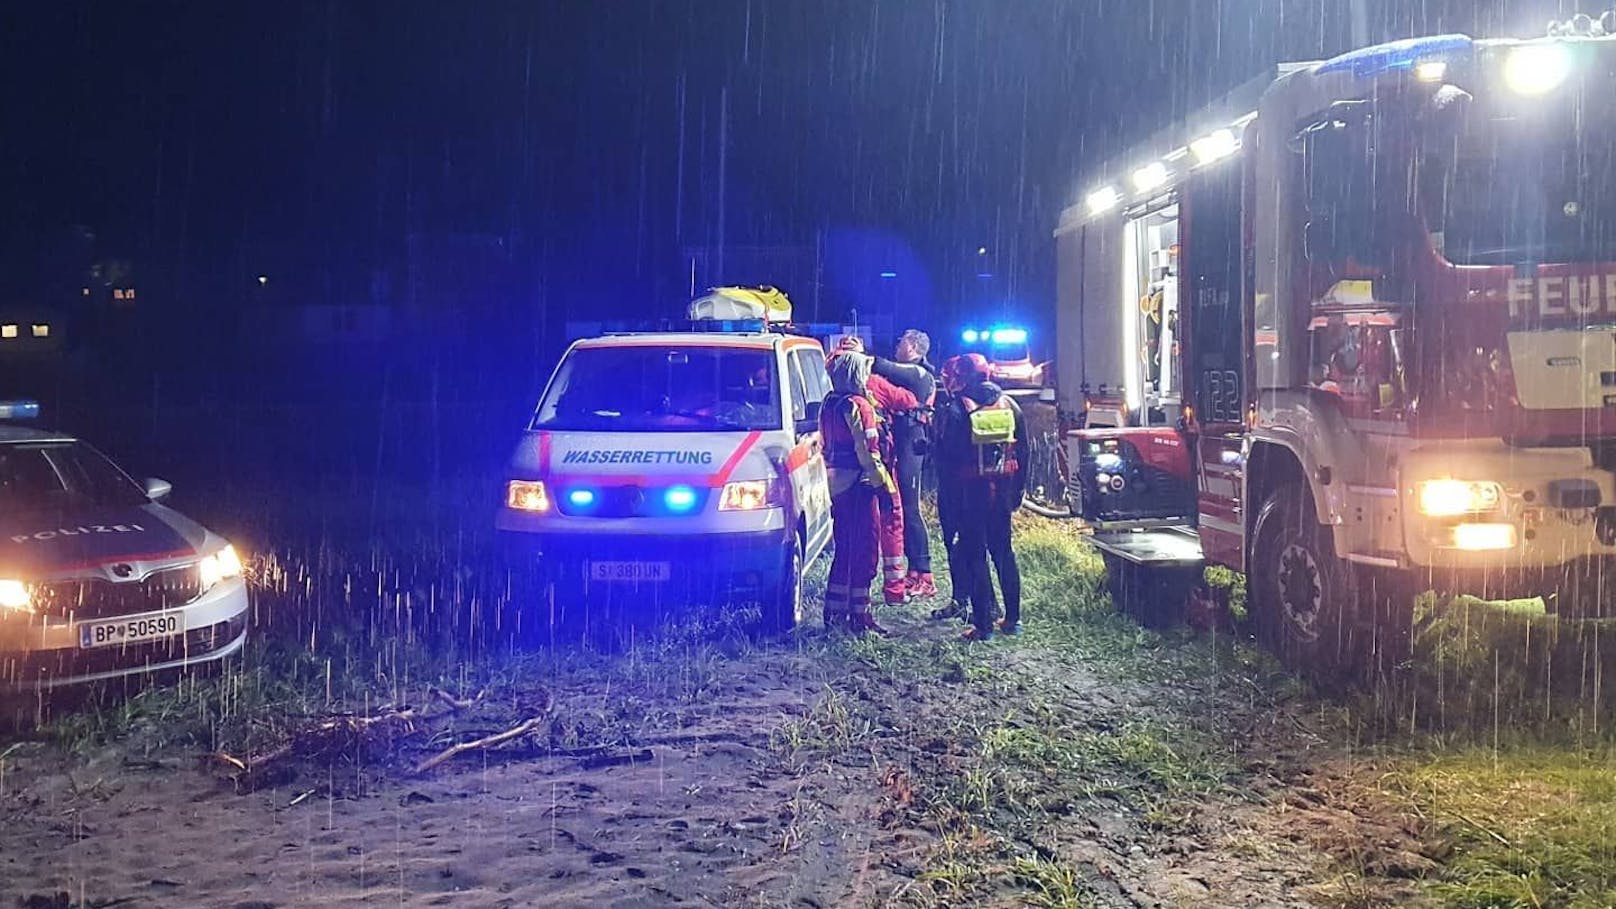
[1505,44,1572,97]
[719,480,773,511]
[1416,479,1504,517]
[1452,523,1518,551]
[0,579,33,613]
[507,480,551,513]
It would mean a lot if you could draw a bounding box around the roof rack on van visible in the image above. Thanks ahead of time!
[586,319,846,339]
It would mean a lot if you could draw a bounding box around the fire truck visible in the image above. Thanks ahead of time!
[1051,19,1616,673]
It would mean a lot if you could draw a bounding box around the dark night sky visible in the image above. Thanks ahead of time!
[0,0,1575,322]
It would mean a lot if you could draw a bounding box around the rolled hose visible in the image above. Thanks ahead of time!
[1020,497,1075,519]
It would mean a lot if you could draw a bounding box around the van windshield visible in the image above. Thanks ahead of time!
[531,345,781,432]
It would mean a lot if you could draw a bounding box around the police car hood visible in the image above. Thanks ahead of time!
[513,430,777,484]
[0,503,215,580]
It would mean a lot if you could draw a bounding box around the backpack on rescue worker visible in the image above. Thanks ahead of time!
[962,396,1018,478]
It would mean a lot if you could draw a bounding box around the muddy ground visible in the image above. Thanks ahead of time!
[0,514,1483,909]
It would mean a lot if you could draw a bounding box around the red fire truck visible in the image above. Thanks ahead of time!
[1051,21,1616,673]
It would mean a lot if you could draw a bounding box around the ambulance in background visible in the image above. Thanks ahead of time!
[498,288,834,633]
[959,325,1046,391]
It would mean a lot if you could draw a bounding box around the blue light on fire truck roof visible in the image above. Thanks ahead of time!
[962,329,981,344]
[991,328,1028,344]
[1314,34,1473,78]
[664,485,699,513]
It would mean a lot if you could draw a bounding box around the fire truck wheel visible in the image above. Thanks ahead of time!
[1250,482,1359,677]
[761,533,806,635]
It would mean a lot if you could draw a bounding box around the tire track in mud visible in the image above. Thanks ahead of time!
[784,606,1340,908]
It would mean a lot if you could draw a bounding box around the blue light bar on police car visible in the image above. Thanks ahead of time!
[1314,34,1473,78]
[0,400,40,421]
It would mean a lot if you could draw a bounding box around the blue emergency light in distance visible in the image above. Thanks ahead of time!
[962,329,980,344]
[664,485,699,513]
[0,400,40,421]
[991,328,1028,344]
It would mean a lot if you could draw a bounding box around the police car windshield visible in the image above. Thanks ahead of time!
[0,442,148,517]
[532,345,781,432]
[1420,71,1616,267]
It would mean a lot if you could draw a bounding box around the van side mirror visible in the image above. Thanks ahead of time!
[796,400,822,434]
[143,477,173,501]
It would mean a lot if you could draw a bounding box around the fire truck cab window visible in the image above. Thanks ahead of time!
[1127,204,1182,424]
[1298,103,1387,270]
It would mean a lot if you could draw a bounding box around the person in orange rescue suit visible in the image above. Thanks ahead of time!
[936,353,1028,641]
[834,336,915,605]
[819,349,897,634]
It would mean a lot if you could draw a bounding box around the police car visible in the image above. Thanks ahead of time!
[496,291,835,632]
[0,401,250,689]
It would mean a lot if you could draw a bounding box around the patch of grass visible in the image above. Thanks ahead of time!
[1389,747,1616,908]
[1204,564,1248,622]
[1011,855,1098,909]
[769,685,868,766]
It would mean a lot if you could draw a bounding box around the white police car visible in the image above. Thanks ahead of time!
[0,402,250,689]
[496,315,835,632]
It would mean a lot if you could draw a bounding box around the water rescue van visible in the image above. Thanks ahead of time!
[497,301,835,632]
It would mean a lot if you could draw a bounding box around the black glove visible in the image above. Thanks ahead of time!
[877,490,896,517]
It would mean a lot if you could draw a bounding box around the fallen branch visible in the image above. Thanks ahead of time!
[413,717,545,775]
[430,687,484,712]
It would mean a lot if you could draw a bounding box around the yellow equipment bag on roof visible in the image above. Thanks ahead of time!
[688,286,793,323]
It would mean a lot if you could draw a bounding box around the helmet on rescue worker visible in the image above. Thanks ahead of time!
[940,355,968,395]
[957,353,990,387]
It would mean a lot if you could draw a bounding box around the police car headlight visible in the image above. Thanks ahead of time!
[199,544,244,590]
[506,480,551,513]
[719,479,776,511]
[1416,479,1504,517]
[0,579,33,613]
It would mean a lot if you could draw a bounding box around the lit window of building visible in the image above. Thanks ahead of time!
[31,324,49,338]
[1,325,17,339]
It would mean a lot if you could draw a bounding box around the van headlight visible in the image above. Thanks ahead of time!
[199,544,244,590]
[506,480,551,513]
[719,479,777,511]
[0,579,32,613]
[1416,479,1504,517]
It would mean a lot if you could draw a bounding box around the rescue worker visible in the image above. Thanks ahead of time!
[936,353,1028,640]
[819,350,896,634]
[928,355,971,621]
[837,336,915,605]
[871,329,938,600]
